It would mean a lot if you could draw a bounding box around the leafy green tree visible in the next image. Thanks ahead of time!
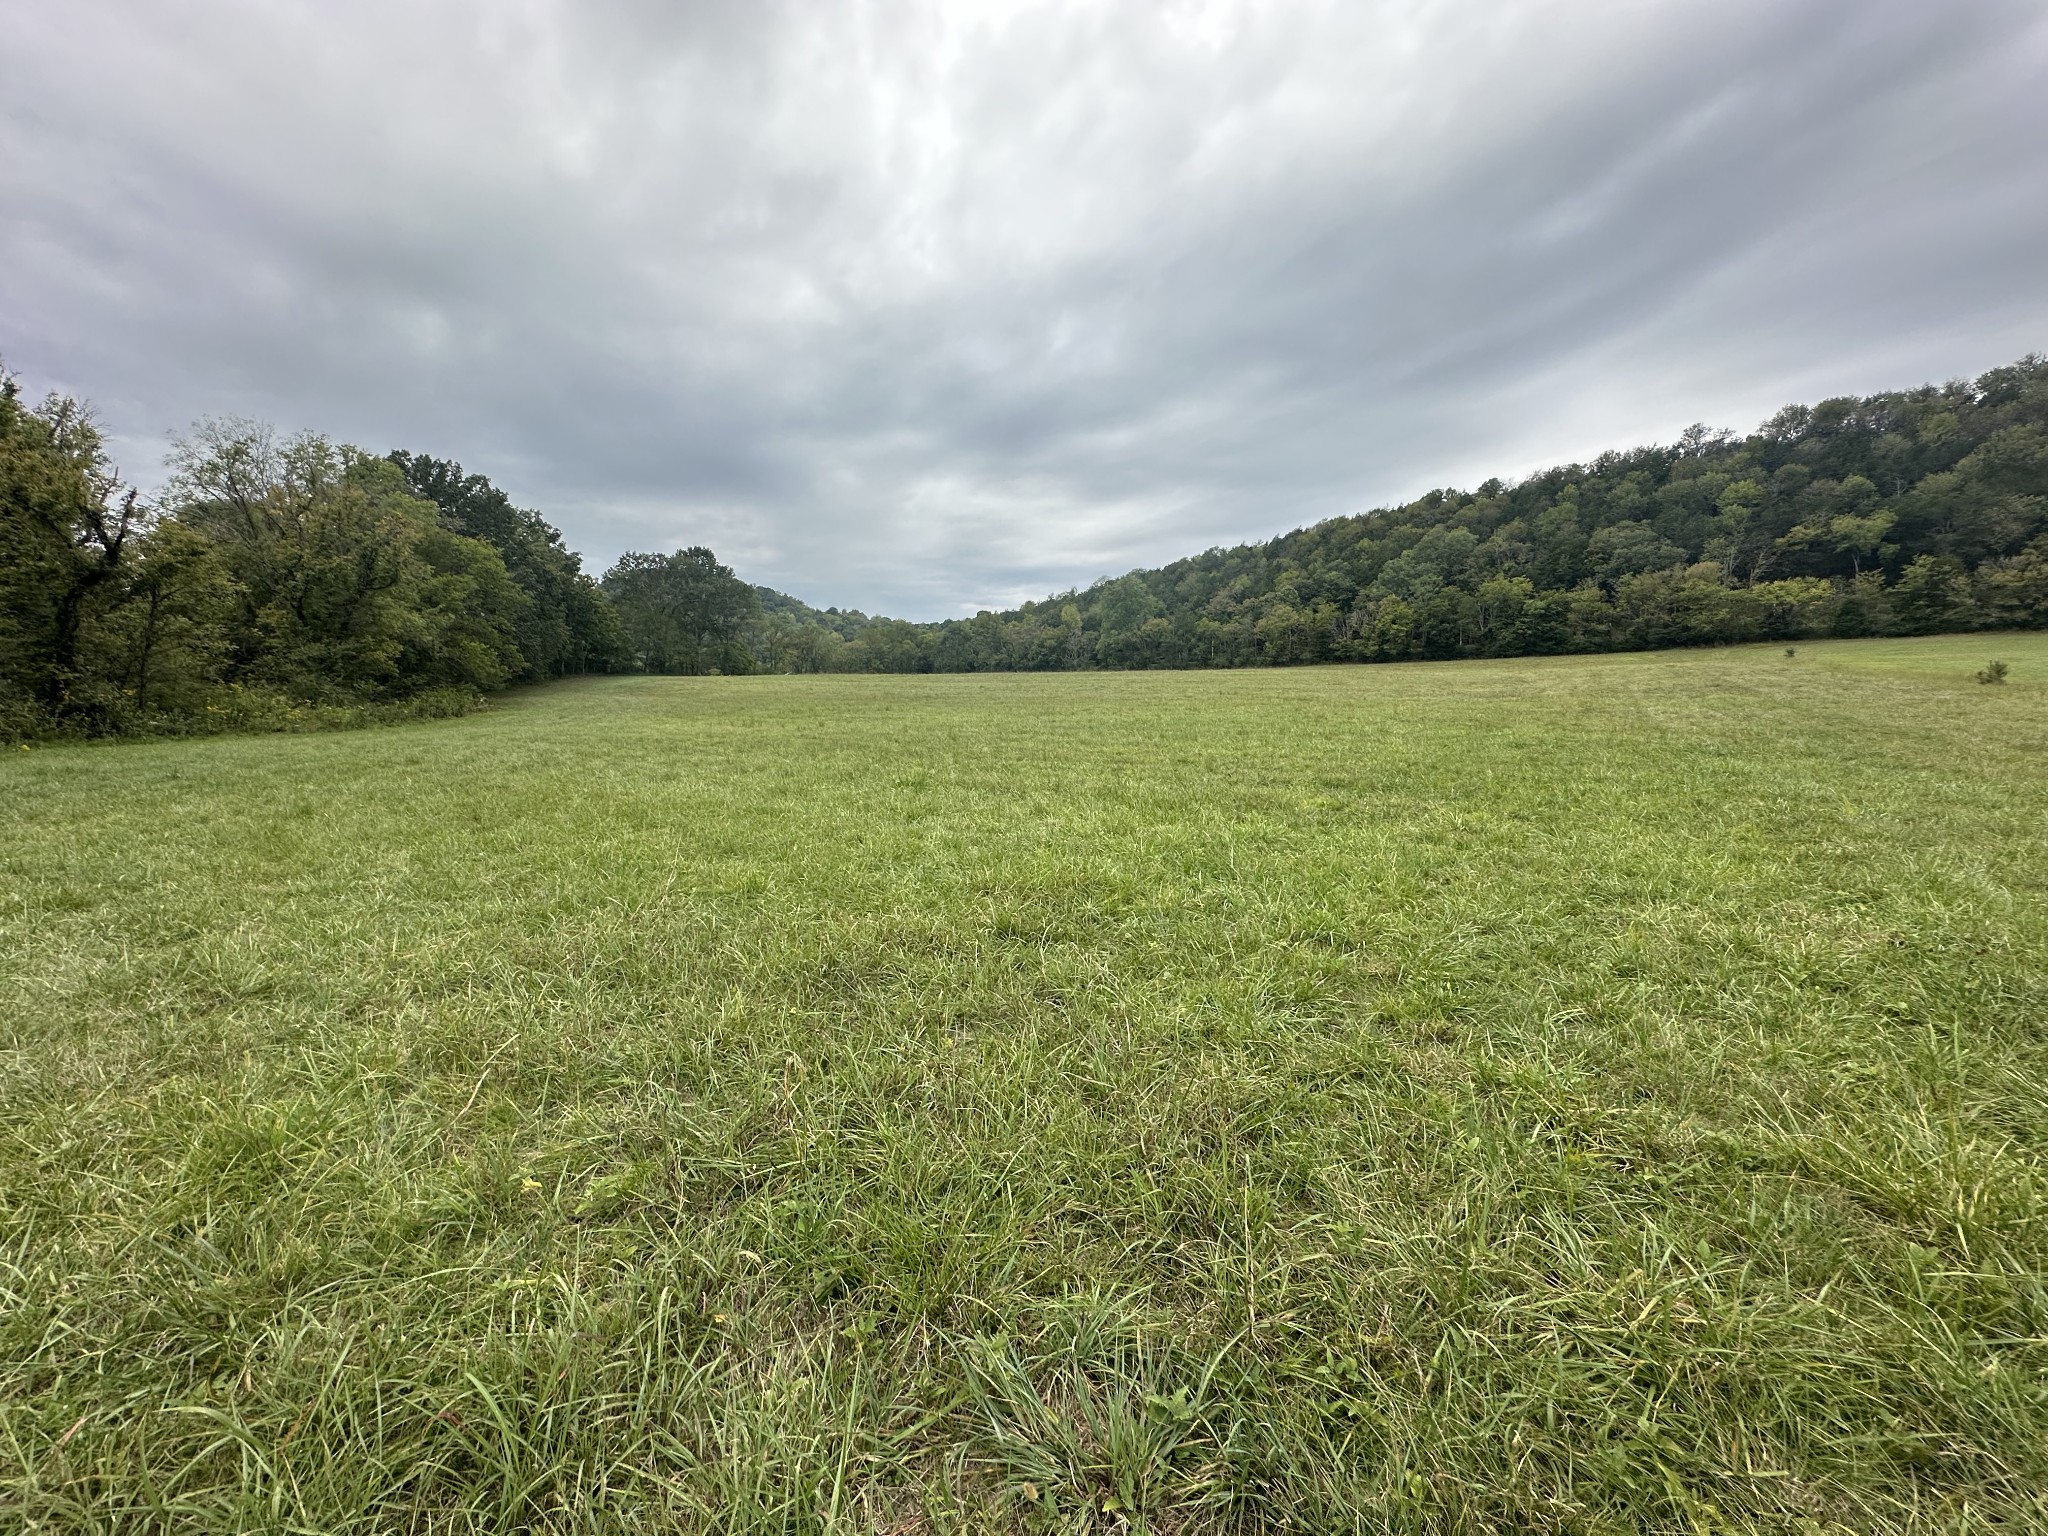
[844,617,933,673]
[0,375,148,720]
[1829,509,1896,575]
[1977,538,2048,629]
[1468,575,1535,655]
[1094,574,1164,632]
[169,422,526,698]
[602,548,760,674]
[1375,526,1479,600]
[388,453,624,677]
[1094,574,1168,668]
[744,587,866,672]
[1586,521,1686,585]
[98,519,237,718]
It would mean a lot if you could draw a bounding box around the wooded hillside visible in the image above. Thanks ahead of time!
[866,356,2048,672]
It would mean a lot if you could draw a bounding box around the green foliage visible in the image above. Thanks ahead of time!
[743,585,890,673]
[601,547,761,675]
[2,377,619,738]
[389,452,626,679]
[819,356,2048,673]
[0,375,151,725]
[90,517,239,720]
[169,421,528,699]
[1976,659,2009,684]
[5,636,2048,1530]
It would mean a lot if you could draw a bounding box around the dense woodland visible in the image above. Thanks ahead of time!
[4,356,2045,734]
[0,390,627,737]
[848,355,2048,673]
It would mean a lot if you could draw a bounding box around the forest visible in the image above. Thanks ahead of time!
[852,354,2048,673]
[4,355,2046,734]
[0,402,626,738]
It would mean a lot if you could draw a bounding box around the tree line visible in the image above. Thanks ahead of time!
[829,355,2048,672]
[0,366,875,736]
[1,385,636,737]
[575,354,2048,677]
[6,356,2046,736]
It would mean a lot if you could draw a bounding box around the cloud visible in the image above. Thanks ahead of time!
[4,0,2045,617]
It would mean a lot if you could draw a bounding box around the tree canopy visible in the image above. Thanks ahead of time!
[814,356,2048,673]
[601,548,759,675]
[389,452,624,679]
[2,381,622,738]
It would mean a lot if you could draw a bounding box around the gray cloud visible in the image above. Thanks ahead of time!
[5,0,2045,617]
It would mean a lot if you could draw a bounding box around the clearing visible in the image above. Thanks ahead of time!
[5,636,2047,1532]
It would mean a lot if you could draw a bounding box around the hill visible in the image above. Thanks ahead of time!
[838,355,2048,671]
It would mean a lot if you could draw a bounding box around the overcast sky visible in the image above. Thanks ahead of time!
[5,1,2046,617]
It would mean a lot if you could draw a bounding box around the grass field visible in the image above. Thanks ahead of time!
[5,635,2048,1533]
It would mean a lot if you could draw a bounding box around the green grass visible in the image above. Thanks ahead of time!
[5,635,2048,1533]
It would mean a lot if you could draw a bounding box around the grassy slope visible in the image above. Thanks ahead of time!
[4,636,2047,1534]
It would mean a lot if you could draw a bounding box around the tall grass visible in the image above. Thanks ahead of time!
[4,635,2047,1532]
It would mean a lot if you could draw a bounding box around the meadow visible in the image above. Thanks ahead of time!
[4,635,2047,1534]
